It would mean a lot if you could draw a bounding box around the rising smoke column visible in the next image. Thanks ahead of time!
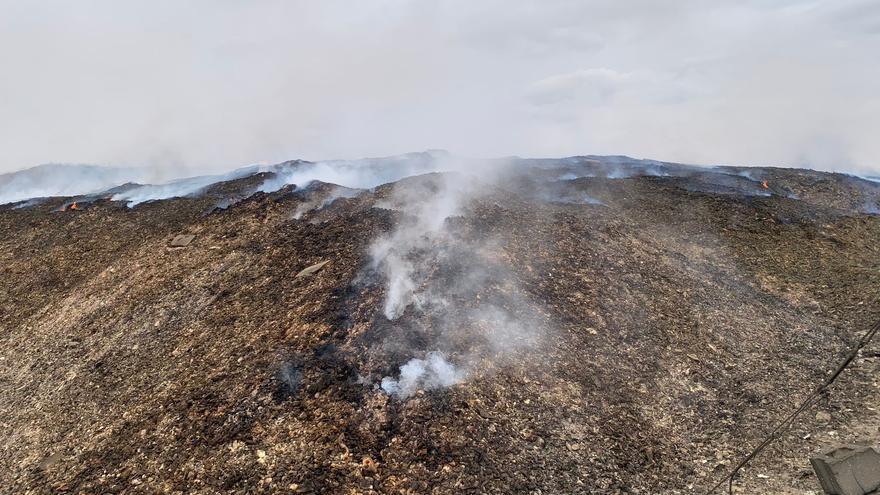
[366,160,545,399]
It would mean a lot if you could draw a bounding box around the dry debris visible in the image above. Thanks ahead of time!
[0,163,879,494]
[296,260,331,278]
[169,234,196,248]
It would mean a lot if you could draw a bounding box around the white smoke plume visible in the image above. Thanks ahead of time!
[365,156,546,399]
[0,162,270,207]
[259,151,448,194]
[111,165,261,206]
[0,164,148,205]
[291,186,362,220]
[380,351,463,399]
[368,172,469,320]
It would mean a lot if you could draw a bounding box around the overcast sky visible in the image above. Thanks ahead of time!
[1,0,878,177]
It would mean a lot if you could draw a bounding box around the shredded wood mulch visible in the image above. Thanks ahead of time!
[1,165,879,494]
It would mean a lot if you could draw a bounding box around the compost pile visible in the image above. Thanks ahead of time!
[1,155,879,494]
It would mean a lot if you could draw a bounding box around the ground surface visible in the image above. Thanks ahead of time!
[1,157,879,494]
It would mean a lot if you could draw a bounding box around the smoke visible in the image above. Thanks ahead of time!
[11,197,47,209]
[1,152,448,207]
[605,163,668,179]
[111,165,261,206]
[735,169,762,182]
[2,2,880,175]
[536,185,604,206]
[380,351,463,399]
[556,172,581,181]
[291,186,362,220]
[2,152,796,212]
[0,162,267,207]
[0,164,149,205]
[364,156,546,399]
[368,172,469,320]
[258,151,449,194]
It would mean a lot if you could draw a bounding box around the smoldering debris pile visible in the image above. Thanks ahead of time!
[379,351,462,399]
[363,172,547,400]
[1,153,879,494]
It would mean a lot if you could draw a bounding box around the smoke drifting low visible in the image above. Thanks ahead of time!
[0,164,148,205]
[111,166,262,207]
[258,152,448,195]
[291,186,361,220]
[379,351,463,399]
[0,163,268,207]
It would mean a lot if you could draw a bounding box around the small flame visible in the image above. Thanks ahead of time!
[57,201,80,212]
[761,180,769,189]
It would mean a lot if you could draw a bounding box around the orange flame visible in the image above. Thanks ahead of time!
[761,180,769,189]
[69,202,79,210]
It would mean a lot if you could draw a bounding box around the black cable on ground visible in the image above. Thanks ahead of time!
[704,318,880,495]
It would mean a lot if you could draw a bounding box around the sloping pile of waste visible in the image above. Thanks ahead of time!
[1,152,878,493]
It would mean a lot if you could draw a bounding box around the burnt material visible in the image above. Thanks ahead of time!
[1,164,879,494]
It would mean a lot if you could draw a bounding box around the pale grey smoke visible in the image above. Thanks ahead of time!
[367,156,546,398]
[291,186,362,220]
[578,193,604,205]
[0,164,149,205]
[111,165,261,206]
[605,163,668,179]
[11,198,46,209]
[538,188,604,206]
[259,151,448,194]
[1,152,448,207]
[557,172,582,181]
[1,2,878,176]
[380,351,463,399]
[368,170,469,320]
[736,170,761,182]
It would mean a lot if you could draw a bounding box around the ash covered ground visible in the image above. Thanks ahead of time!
[1,154,879,494]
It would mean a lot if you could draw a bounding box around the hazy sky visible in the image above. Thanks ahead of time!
[1,0,879,176]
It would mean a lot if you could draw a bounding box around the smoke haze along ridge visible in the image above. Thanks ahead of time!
[0,1,878,175]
